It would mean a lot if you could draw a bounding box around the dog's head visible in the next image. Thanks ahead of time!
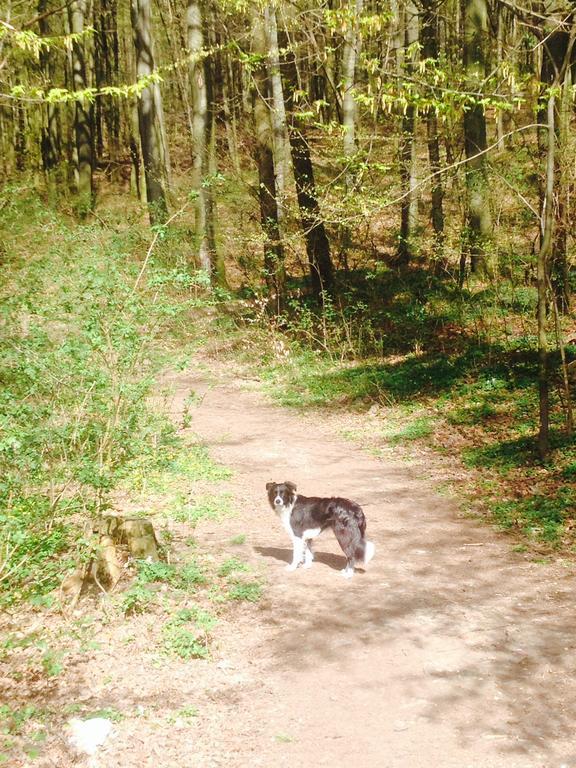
[266,481,297,512]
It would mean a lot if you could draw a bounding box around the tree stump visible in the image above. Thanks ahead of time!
[60,514,160,606]
[94,514,159,588]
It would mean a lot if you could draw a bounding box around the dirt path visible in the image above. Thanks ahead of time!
[7,366,576,768]
[169,368,576,768]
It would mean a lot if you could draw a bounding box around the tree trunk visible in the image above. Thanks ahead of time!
[95,0,121,178]
[265,4,289,219]
[187,0,216,277]
[69,0,95,216]
[537,94,555,462]
[420,0,445,262]
[131,0,169,225]
[251,11,285,312]
[38,0,61,187]
[341,0,363,195]
[282,50,334,301]
[398,0,419,266]
[222,51,241,175]
[462,0,493,276]
[14,103,26,173]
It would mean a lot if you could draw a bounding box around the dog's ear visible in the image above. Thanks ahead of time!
[266,482,274,491]
[285,481,297,492]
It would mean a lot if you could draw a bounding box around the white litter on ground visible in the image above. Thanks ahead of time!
[68,717,114,756]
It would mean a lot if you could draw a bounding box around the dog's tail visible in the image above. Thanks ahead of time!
[355,539,375,565]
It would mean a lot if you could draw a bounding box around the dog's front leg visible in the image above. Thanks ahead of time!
[286,537,304,571]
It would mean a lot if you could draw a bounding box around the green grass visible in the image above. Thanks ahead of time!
[162,608,217,660]
[225,580,263,602]
[0,189,224,606]
[492,491,573,542]
[217,557,251,577]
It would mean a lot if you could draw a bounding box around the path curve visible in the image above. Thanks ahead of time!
[175,368,576,768]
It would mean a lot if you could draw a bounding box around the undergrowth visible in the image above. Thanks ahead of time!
[0,187,226,605]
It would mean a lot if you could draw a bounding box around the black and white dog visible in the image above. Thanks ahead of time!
[266,481,375,578]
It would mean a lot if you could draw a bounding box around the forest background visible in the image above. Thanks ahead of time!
[1,0,576,607]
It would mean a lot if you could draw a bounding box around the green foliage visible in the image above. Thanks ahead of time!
[135,558,206,589]
[0,704,40,736]
[136,560,177,584]
[225,580,263,603]
[215,557,262,602]
[84,707,124,723]
[167,706,199,724]
[388,417,434,443]
[492,491,573,543]
[217,557,250,577]
[172,492,234,526]
[120,583,155,616]
[0,189,220,605]
[162,608,217,660]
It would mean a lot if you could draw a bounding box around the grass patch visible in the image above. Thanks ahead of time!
[172,492,234,526]
[162,608,217,660]
[388,416,434,443]
[225,580,263,603]
[492,491,573,543]
[217,557,251,577]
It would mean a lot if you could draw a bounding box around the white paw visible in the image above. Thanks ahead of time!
[285,563,298,572]
[341,568,354,579]
[303,560,313,569]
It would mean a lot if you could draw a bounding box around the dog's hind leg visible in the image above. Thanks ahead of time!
[341,559,355,579]
[303,540,314,569]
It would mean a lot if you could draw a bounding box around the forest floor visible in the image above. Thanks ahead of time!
[3,354,576,768]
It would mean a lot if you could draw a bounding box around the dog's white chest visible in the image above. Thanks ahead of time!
[278,506,294,538]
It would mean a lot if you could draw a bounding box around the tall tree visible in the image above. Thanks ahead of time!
[462,0,493,276]
[282,47,334,301]
[397,0,419,265]
[94,0,121,177]
[69,0,94,214]
[419,0,444,261]
[251,10,285,311]
[265,3,289,219]
[131,0,170,225]
[38,0,61,186]
[536,92,554,461]
[341,0,363,196]
[187,0,218,279]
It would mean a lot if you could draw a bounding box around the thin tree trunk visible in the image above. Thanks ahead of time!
[14,103,26,172]
[131,0,169,225]
[96,0,121,178]
[265,4,289,220]
[462,0,493,276]
[398,0,419,266]
[222,51,241,175]
[69,0,94,215]
[38,0,61,185]
[341,0,363,195]
[283,49,334,301]
[537,94,555,462]
[251,11,285,312]
[420,0,444,262]
[495,2,505,151]
[187,0,214,275]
